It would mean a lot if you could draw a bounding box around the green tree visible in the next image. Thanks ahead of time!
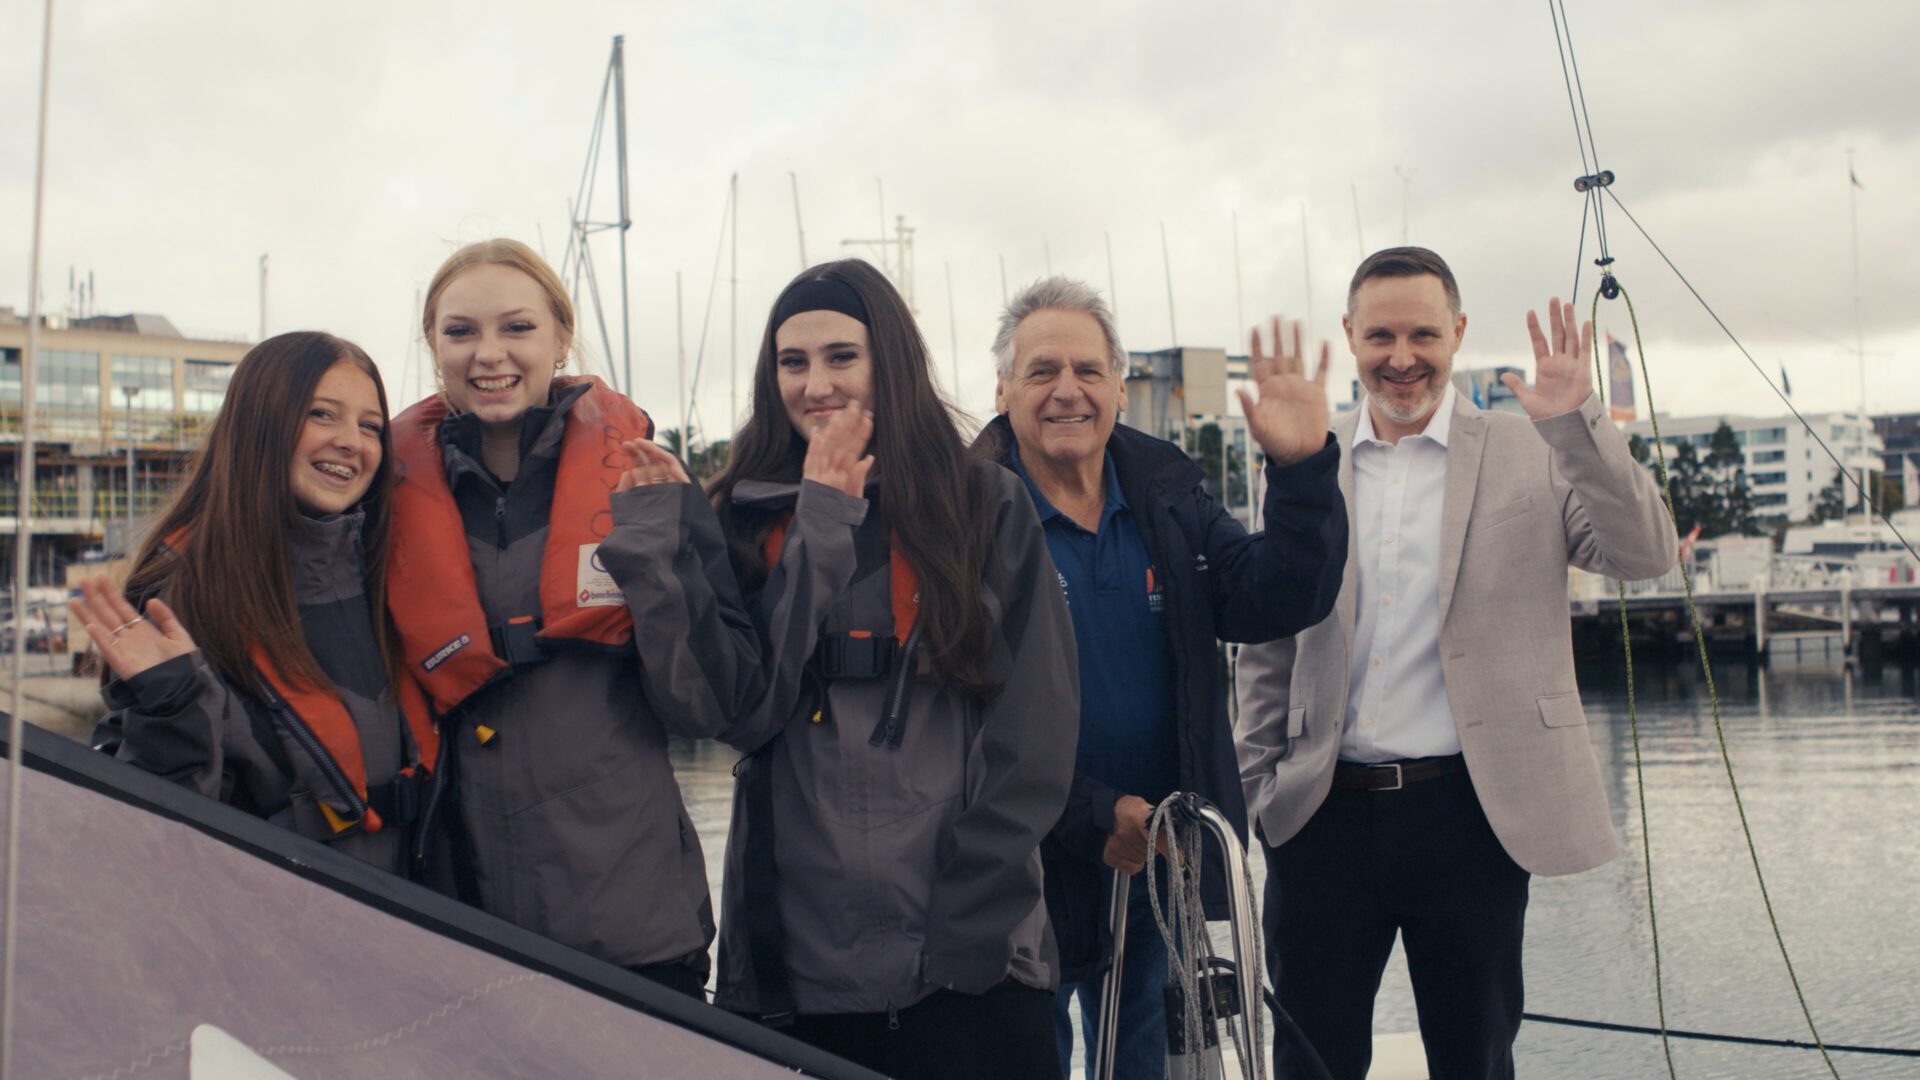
[1183,422,1248,510]
[1703,422,1761,536]
[1808,471,1847,523]
[1657,422,1762,538]
[1876,469,1906,514]
[656,427,731,484]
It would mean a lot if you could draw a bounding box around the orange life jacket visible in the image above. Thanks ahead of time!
[762,514,920,643]
[386,377,654,714]
[250,645,437,835]
[163,530,437,835]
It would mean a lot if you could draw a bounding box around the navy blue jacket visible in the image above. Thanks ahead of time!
[975,415,1347,981]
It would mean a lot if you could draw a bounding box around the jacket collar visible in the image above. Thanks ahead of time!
[1333,387,1488,631]
[439,379,592,490]
[975,412,1201,511]
[287,510,366,604]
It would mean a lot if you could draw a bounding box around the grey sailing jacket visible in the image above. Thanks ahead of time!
[95,512,423,874]
[713,466,1079,1015]
[427,383,765,972]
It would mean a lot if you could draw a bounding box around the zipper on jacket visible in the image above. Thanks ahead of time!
[867,623,923,749]
[1159,504,1197,795]
[493,495,508,548]
[413,729,451,872]
[887,1004,900,1031]
[273,706,368,822]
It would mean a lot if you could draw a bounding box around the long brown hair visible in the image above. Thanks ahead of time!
[125,331,400,700]
[711,259,997,695]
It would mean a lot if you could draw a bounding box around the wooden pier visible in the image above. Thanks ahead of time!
[1570,561,1920,666]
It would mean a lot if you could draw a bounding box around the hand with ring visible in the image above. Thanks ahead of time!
[614,437,694,493]
[68,576,198,682]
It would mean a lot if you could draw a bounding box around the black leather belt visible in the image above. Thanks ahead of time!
[1332,753,1465,792]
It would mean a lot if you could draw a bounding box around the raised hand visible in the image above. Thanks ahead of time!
[802,403,874,498]
[1501,297,1594,420]
[68,576,196,683]
[614,437,693,493]
[1237,316,1331,466]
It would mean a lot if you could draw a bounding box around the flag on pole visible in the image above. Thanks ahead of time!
[1607,335,1636,421]
[1850,165,1865,189]
[1780,362,1793,398]
[1678,523,1702,562]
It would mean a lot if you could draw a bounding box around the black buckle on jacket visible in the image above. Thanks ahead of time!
[365,773,424,829]
[816,632,896,680]
[489,617,549,668]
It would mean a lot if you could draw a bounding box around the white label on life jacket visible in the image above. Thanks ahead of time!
[576,543,623,608]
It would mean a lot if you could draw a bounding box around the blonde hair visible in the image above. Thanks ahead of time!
[421,239,577,365]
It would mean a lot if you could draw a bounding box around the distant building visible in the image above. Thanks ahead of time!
[1621,411,1884,523]
[1121,346,1228,443]
[0,308,249,584]
[1449,366,1528,416]
[1873,411,1920,489]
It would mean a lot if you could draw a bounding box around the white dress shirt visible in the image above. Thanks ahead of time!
[1340,383,1462,763]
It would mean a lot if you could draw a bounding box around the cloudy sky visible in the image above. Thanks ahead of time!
[3,0,1915,440]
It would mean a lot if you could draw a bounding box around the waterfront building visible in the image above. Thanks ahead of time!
[1622,411,1884,522]
[0,308,248,584]
[1873,411,1920,491]
[1450,365,1529,415]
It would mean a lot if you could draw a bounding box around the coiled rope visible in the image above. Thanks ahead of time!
[1143,796,1265,1076]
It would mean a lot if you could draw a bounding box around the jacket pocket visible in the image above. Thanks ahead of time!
[1481,494,1534,530]
[1286,705,1306,739]
[1536,692,1586,728]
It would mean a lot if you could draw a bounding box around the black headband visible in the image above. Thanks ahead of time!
[772,278,870,334]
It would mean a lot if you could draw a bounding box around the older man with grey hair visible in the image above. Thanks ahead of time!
[972,276,1348,1079]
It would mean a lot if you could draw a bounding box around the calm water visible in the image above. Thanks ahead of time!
[671,652,1920,1079]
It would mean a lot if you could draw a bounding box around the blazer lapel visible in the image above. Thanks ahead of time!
[1438,394,1486,626]
[1333,411,1361,643]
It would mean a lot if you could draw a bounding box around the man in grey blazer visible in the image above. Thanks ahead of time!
[1234,247,1677,1080]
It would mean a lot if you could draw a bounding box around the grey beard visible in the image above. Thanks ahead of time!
[1367,383,1444,425]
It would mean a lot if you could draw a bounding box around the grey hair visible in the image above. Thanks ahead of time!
[990,275,1127,379]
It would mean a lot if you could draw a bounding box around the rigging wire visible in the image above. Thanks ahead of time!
[1603,188,1918,563]
[1540,3,1905,1075]
[1600,284,1842,1078]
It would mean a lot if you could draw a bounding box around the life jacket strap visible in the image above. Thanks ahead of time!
[488,616,549,669]
[364,771,430,833]
[814,630,897,681]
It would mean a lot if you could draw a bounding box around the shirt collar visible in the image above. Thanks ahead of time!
[1355,381,1458,450]
[1009,443,1127,528]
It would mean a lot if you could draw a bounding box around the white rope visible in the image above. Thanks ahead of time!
[1142,794,1265,1077]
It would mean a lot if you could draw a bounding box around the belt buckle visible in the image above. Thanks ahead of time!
[1377,763,1404,791]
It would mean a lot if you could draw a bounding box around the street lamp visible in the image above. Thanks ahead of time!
[121,385,139,547]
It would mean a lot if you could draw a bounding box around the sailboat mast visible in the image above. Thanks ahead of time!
[946,262,960,400]
[612,35,632,396]
[1849,149,1868,526]
[6,4,57,1071]
[677,270,689,459]
[1104,230,1118,317]
[729,172,738,433]
[790,172,808,269]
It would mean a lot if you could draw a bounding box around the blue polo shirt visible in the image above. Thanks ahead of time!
[1011,446,1179,803]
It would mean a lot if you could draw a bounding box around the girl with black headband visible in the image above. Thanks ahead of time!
[709,259,1078,1078]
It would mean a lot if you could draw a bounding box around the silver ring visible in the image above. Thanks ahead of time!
[109,616,145,638]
